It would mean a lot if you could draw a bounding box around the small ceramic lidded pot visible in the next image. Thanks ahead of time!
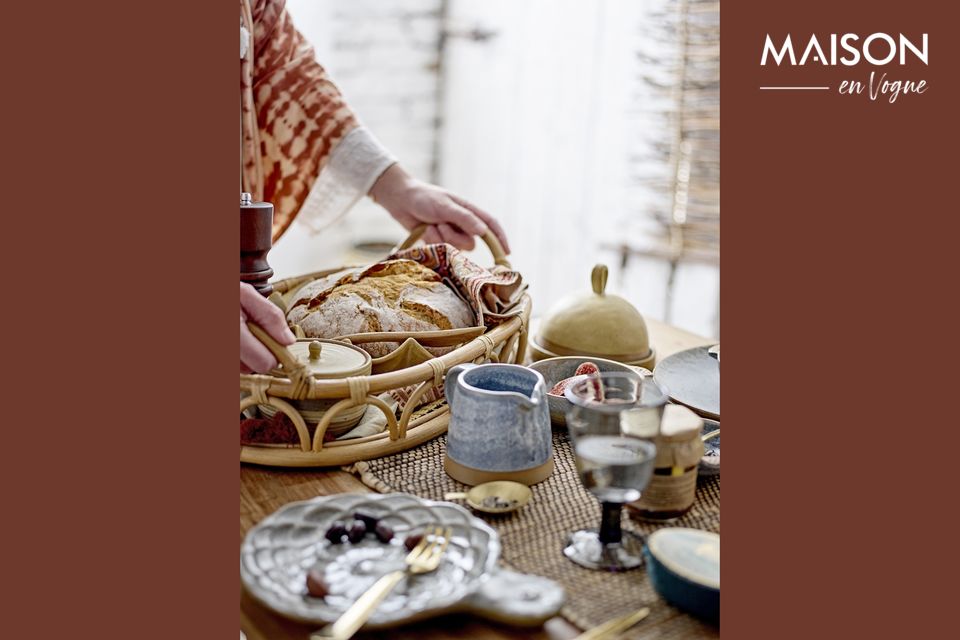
[444,363,554,486]
[258,338,373,436]
[627,405,705,521]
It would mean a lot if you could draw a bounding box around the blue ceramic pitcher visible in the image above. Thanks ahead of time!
[444,363,554,486]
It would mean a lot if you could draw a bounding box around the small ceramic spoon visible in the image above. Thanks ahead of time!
[444,481,532,514]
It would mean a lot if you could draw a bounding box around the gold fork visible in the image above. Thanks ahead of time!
[310,526,453,640]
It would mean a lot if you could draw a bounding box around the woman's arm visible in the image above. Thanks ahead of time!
[244,0,392,240]
[243,0,510,253]
[369,164,511,254]
[239,282,295,373]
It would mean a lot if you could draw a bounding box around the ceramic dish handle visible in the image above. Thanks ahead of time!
[460,568,565,626]
[393,223,512,269]
[245,321,306,378]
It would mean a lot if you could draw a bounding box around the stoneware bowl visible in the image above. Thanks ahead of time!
[527,356,645,426]
[241,493,564,628]
[643,528,719,626]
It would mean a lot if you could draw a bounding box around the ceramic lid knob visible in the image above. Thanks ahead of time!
[591,264,608,295]
[308,340,323,361]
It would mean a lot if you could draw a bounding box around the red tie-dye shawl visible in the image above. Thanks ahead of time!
[240,0,359,241]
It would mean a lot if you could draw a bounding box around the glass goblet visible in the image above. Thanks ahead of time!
[563,372,668,571]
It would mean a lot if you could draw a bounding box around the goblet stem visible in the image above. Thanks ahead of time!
[598,501,623,544]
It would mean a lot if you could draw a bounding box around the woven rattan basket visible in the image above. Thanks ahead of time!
[240,226,531,467]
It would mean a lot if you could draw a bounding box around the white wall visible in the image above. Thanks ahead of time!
[278,0,719,338]
[273,0,444,278]
[438,0,719,337]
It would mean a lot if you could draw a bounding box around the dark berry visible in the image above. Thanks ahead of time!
[347,519,367,543]
[353,511,380,529]
[374,522,394,543]
[324,521,347,544]
[306,569,329,598]
[403,533,423,551]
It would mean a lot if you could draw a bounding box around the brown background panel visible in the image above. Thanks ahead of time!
[3,1,237,638]
[4,0,960,637]
[724,1,960,637]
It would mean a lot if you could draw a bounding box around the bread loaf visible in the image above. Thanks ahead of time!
[287,260,475,357]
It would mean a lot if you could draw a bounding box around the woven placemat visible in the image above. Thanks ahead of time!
[348,429,720,639]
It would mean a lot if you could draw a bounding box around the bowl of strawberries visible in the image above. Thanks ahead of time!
[527,357,648,426]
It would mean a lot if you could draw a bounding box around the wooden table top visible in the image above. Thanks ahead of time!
[241,318,716,639]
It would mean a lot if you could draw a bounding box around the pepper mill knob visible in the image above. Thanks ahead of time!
[240,192,274,296]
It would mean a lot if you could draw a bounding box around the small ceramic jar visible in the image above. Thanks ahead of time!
[258,339,373,435]
[628,405,704,521]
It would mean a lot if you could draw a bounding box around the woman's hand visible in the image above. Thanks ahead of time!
[240,282,296,373]
[369,164,511,254]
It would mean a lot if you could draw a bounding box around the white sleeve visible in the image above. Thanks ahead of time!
[294,126,397,233]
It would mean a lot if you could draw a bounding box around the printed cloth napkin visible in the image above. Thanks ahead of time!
[388,243,526,326]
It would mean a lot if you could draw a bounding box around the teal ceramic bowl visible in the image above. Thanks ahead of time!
[644,528,719,626]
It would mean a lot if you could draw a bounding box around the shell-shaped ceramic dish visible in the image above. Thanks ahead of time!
[241,493,564,628]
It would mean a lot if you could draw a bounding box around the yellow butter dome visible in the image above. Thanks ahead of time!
[530,265,655,367]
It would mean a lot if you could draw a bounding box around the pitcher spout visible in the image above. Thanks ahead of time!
[522,380,545,410]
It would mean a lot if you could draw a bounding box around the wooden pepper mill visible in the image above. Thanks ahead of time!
[240,192,274,296]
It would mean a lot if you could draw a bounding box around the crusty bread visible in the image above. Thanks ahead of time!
[287,260,475,357]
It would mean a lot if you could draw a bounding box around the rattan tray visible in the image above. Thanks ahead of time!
[240,226,531,467]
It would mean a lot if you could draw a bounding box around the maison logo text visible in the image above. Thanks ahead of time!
[759,33,928,103]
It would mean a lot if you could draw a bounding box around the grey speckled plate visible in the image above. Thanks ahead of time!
[241,493,564,629]
[654,346,720,420]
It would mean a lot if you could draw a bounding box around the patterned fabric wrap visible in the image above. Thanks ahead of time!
[240,0,359,241]
[388,243,527,327]
[384,243,525,410]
